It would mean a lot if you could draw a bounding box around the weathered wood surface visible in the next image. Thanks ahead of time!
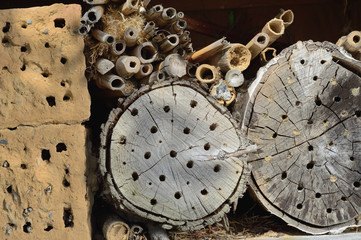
[242,41,361,234]
[100,80,252,230]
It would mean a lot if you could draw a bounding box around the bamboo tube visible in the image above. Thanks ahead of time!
[336,36,347,47]
[189,37,229,62]
[135,64,153,79]
[131,42,158,64]
[163,54,187,77]
[111,40,126,56]
[78,24,91,35]
[84,0,109,5]
[177,12,184,19]
[179,31,191,44]
[225,69,244,87]
[187,63,199,77]
[96,74,126,91]
[209,43,251,72]
[195,64,221,84]
[124,27,139,47]
[261,18,285,46]
[170,19,187,33]
[147,4,163,20]
[157,7,177,26]
[276,9,294,28]
[86,6,104,24]
[160,34,179,52]
[342,31,361,54]
[260,47,277,65]
[92,29,114,45]
[116,56,141,79]
[121,0,139,15]
[95,58,115,75]
[129,225,144,240]
[246,32,270,60]
[152,33,166,45]
[147,70,166,85]
[143,21,156,39]
[210,80,236,106]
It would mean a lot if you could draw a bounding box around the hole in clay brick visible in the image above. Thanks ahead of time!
[23,222,32,233]
[54,18,66,28]
[8,127,17,131]
[63,95,71,101]
[174,192,181,199]
[56,143,67,152]
[6,185,12,193]
[150,199,157,205]
[20,164,27,169]
[42,71,50,78]
[163,105,170,112]
[186,160,193,168]
[42,149,51,161]
[2,161,10,168]
[44,42,50,48]
[132,172,139,181]
[60,57,67,64]
[46,96,56,107]
[297,183,304,191]
[2,37,9,45]
[159,175,165,181]
[63,207,74,228]
[44,225,53,231]
[2,22,10,33]
[21,64,26,71]
[62,178,70,187]
[190,100,198,108]
[209,123,217,131]
[21,46,27,52]
[201,189,208,195]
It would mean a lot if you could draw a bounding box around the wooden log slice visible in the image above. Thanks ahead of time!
[100,80,251,231]
[242,41,361,234]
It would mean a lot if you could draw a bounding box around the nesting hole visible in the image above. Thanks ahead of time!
[328,141,334,147]
[54,18,65,28]
[214,164,221,173]
[44,225,53,231]
[295,101,301,106]
[269,20,283,33]
[210,123,217,131]
[42,71,50,78]
[63,207,74,228]
[115,42,125,51]
[300,59,305,65]
[257,35,266,44]
[281,115,288,120]
[106,36,114,44]
[56,143,67,152]
[2,22,10,33]
[341,196,347,201]
[2,37,10,45]
[60,57,67,64]
[190,100,198,108]
[150,199,157,205]
[281,171,287,180]
[296,204,303,209]
[353,181,360,188]
[21,23,28,29]
[186,160,194,168]
[62,178,70,187]
[307,120,313,125]
[353,35,360,43]
[23,222,32,233]
[334,96,341,102]
[20,164,27,169]
[163,105,170,112]
[150,126,158,133]
[21,46,27,52]
[201,189,208,195]
[315,192,322,198]
[313,76,318,81]
[174,192,181,199]
[326,208,332,214]
[183,127,190,134]
[141,45,156,60]
[132,172,139,181]
[21,64,26,71]
[41,149,51,161]
[144,152,151,159]
[355,110,361,117]
[131,108,138,116]
[204,143,210,151]
[272,132,278,138]
[170,150,177,158]
[44,42,50,48]
[308,145,314,151]
[307,161,315,169]
[297,183,304,191]
[314,96,322,106]
[320,60,326,64]
[200,68,214,80]
[63,94,71,101]
[6,185,12,193]
[159,175,166,181]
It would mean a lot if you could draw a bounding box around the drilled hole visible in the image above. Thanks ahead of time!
[186,160,193,168]
[63,95,71,101]
[300,59,305,65]
[313,76,318,81]
[297,183,304,191]
[20,164,27,169]
[296,204,303,209]
[62,178,70,187]
[60,57,67,64]
[183,127,190,134]
[281,115,288,120]
[21,64,26,71]
[144,152,151,159]
[163,105,170,112]
[295,101,301,106]
[355,111,361,117]
[159,175,165,181]
[56,143,67,152]
[281,171,287,180]
[150,126,158,133]
[2,37,9,44]
[170,150,177,158]
[341,196,347,201]
[131,108,138,116]
[190,100,198,108]
[272,132,278,138]
[308,145,314,151]
[350,156,355,161]
[354,181,360,188]
[201,189,208,195]
[42,149,51,161]
[315,96,322,106]
[204,143,210,151]
[63,207,74,228]
[210,123,217,131]
[214,164,221,172]
[150,199,157,205]
[334,96,341,102]
[307,161,315,169]
[54,18,65,28]
[328,141,334,147]
[132,172,139,181]
[2,22,10,33]
[326,208,332,214]
[320,60,326,64]
[315,192,321,198]
[44,225,53,231]
[174,192,181,199]
[307,120,313,125]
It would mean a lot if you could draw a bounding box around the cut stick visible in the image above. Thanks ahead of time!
[209,43,251,72]
[195,64,220,84]
[189,37,229,63]
[276,9,294,28]
[95,58,115,75]
[246,32,270,60]
[260,47,277,65]
[92,29,114,45]
[261,18,285,46]
[85,6,104,24]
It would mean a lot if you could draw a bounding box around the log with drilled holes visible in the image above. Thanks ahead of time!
[100,80,252,231]
[241,41,361,234]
